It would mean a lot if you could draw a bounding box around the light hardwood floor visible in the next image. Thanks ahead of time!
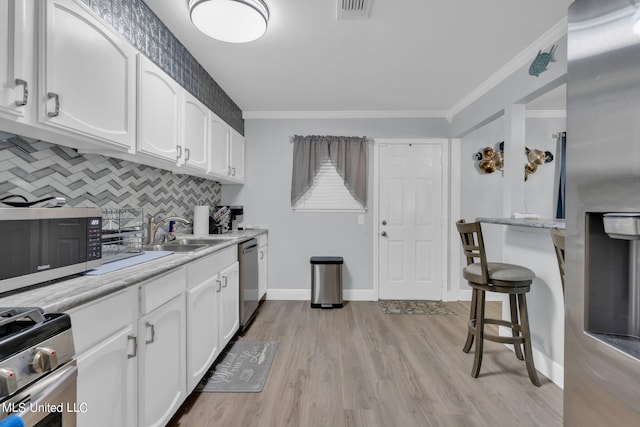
[169,301,563,427]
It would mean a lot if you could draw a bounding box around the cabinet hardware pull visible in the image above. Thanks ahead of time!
[145,322,155,344]
[185,148,190,161]
[47,92,59,117]
[15,79,28,106]
[231,167,236,176]
[127,335,137,358]
[259,251,264,260]
[216,279,222,292]
[381,231,388,237]
[222,276,228,288]
[176,145,182,159]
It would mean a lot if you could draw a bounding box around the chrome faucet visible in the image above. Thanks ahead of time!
[146,210,192,244]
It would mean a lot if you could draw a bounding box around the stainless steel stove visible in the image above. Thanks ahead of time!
[0,308,77,426]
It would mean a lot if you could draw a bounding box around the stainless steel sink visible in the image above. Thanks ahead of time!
[172,238,233,245]
[144,243,208,253]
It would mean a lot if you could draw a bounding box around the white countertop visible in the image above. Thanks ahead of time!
[477,217,566,229]
[0,229,267,313]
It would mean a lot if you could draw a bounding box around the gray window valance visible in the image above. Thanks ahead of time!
[291,135,367,208]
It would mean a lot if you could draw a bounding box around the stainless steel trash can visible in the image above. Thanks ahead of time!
[310,256,343,308]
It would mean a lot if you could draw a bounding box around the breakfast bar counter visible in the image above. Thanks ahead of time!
[477,217,565,229]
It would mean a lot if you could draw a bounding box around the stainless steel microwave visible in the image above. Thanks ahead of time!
[0,207,102,294]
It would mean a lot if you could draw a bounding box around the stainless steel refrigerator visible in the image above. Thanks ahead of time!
[566,0,640,424]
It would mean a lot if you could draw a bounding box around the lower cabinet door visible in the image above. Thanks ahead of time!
[220,261,240,348]
[139,294,186,427]
[186,275,220,392]
[76,325,136,427]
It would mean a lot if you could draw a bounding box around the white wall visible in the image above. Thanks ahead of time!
[222,117,450,300]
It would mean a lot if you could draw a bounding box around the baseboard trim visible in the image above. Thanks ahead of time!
[265,289,377,301]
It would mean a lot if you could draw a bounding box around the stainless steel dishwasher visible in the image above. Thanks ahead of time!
[238,238,259,333]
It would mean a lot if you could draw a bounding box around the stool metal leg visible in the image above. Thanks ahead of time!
[518,294,541,387]
[509,294,524,360]
[471,289,485,378]
[463,288,477,353]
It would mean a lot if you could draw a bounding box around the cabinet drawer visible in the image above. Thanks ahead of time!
[69,287,136,354]
[140,268,186,314]
[187,246,237,288]
[257,234,268,247]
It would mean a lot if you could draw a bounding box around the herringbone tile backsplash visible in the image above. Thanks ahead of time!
[0,133,221,225]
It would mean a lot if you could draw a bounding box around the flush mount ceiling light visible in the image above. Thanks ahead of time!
[189,0,269,43]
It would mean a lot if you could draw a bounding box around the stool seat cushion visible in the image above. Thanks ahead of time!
[463,262,535,284]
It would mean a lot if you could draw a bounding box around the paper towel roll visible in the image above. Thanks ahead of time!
[193,205,210,235]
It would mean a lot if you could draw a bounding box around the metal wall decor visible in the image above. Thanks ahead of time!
[529,45,557,77]
[524,147,553,181]
[474,141,504,174]
[475,141,553,181]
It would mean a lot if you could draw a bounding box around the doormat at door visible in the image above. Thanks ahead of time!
[379,300,457,315]
[196,341,278,393]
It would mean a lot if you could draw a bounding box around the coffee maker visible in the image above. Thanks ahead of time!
[209,205,243,234]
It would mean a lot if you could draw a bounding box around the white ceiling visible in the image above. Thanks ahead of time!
[144,0,572,117]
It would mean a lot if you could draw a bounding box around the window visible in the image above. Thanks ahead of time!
[290,135,367,212]
[293,159,365,212]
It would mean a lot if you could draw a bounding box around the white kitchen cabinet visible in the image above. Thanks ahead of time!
[220,261,240,347]
[229,127,245,182]
[208,112,245,183]
[186,246,238,391]
[137,54,181,163]
[0,0,30,121]
[182,91,209,172]
[186,256,220,392]
[138,269,187,427]
[69,287,138,427]
[209,111,230,177]
[258,234,268,301]
[38,0,136,151]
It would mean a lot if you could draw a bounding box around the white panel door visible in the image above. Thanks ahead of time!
[40,0,136,150]
[379,143,444,300]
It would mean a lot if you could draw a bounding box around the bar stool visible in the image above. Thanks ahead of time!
[550,227,565,296]
[456,220,541,386]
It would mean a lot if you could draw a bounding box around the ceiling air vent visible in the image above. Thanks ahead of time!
[337,0,372,20]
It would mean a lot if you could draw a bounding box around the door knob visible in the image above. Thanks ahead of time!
[381,231,388,237]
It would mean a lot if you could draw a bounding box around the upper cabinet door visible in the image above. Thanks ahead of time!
[38,0,136,151]
[0,0,29,120]
[182,91,208,172]
[229,128,245,183]
[137,54,181,162]
[209,111,230,177]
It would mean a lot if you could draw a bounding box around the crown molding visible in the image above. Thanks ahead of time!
[445,17,568,123]
[243,110,448,120]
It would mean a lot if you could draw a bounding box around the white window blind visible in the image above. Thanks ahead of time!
[293,159,365,212]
